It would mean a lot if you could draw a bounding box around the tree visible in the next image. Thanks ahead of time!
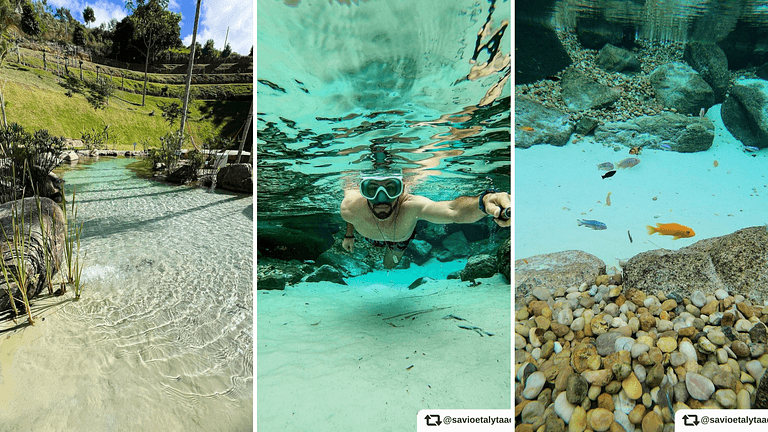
[125,0,181,106]
[73,24,85,46]
[83,6,95,28]
[201,39,216,59]
[222,43,231,58]
[248,46,252,57]
[21,2,40,37]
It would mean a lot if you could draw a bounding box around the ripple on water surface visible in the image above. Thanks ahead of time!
[0,158,253,431]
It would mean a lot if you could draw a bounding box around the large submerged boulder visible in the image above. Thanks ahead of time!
[649,62,716,115]
[721,79,768,149]
[0,197,65,312]
[683,42,731,103]
[623,226,768,302]
[594,112,714,152]
[515,250,606,303]
[515,97,574,148]
[561,67,621,112]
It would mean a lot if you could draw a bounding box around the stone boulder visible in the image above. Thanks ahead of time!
[61,151,79,162]
[596,44,641,73]
[623,226,768,302]
[561,67,621,112]
[166,164,196,184]
[407,239,433,265]
[257,274,286,291]
[721,79,768,149]
[576,20,636,50]
[460,254,498,282]
[316,250,372,277]
[497,237,511,282]
[515,20,572,85]
[217,163,253,194]
[515,250,606,303]
[683,42,731,103]
[649,62,716,115]
[594,112,714,152]
[0,197,66,312]
[515,97,574,148]
[257,226,334,261]
[305,265,347,285]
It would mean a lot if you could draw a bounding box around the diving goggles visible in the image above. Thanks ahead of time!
[360,175,404,203]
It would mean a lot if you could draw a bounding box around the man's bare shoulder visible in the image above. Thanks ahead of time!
[341,190,367,222]
[400,194,434,215]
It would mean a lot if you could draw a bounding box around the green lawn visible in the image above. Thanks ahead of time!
[1,60,251,150]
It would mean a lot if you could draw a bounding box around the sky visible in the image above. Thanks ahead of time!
[45,0,253,55]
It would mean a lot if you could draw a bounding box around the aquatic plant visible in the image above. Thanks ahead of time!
[61,187,85,300]
[0,196,35,325]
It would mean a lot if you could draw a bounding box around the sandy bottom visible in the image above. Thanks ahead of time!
[257,259,511,431]
[515,104,768,271]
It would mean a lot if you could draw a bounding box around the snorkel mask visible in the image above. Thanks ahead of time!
[360,172,404,204]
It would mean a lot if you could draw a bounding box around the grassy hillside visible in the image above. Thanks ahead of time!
[1,55,251,150]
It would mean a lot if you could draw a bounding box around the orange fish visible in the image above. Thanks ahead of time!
[520,126,535,132]
[646,223,695,240]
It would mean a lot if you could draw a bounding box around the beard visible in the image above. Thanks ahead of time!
[369,201,396,220]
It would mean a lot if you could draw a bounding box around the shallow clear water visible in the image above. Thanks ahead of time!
[0,158,253,431]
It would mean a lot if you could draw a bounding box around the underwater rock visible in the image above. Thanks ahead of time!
[623,226,768,302]
[407,239,432,265]
[561,67,621,112]
[304,264,347,285]
[496,237,510,282]
[515,250,606,303]
[721,80,768,150]
[594,112,714,152]
[258,274,286,290]
[515,20,572,84]
[459,254,497,282]
[216,163,253,194]
[441,231,471,259]
[514,97,574,148]
[576,20,635,50]
[683,42,731,103]
[316,250,371,277]
[596,44,641,73]
[649,62,716,116]
[0,197,65,313]
[257,226,333,261]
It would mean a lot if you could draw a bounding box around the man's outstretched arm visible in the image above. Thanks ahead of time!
[409,191,510,227]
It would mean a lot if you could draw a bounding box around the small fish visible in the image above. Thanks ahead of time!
[617,157,640,169]
[627,230,633,243]
[713,160,719,167]
[646,223,695,239]
[699,107,706,118]
[605,191,612,206]
[745,145,760,152]
[578,219,607,230]
[661,144,671,149]
[602,170,616,179]
[519,126,535,132]
[629,146,642,155]
[597,162,615,171]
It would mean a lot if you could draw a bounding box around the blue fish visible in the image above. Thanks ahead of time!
[578,219,607,230]
[745,146,760,152]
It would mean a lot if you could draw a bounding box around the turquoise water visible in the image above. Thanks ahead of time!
[257,0,511,217]
[0,158,253,431]
[257,0,511,430]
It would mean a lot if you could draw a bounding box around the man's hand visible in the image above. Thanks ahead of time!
[342,237,355,253]
[483,192,511,227]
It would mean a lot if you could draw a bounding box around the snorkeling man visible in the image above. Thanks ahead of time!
[340,171,511,269]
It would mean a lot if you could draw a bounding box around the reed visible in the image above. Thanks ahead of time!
[0,197,35,325]
[61,187,84,299]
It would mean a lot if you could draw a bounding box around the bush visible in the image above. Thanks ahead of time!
[0,123,65,203]
[147,130,187,173]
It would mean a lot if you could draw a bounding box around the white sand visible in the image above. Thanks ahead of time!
[256,259,511,431]
[515,105,768,271]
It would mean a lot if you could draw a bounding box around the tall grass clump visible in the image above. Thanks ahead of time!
[0,187,35,325]
[61,187,84,300]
